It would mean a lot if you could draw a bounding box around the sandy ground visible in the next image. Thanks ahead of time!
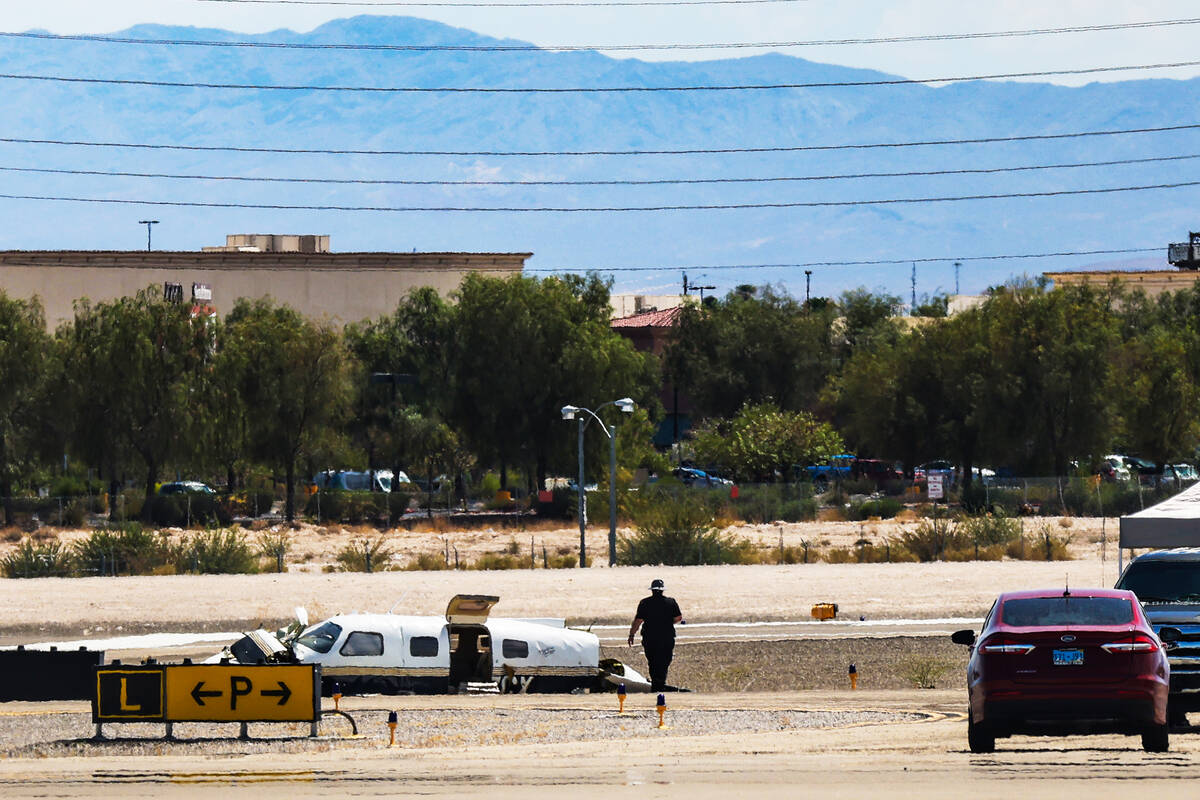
[0,691,1195,798]
[0,549,1126,640]
[1,513,1119,574]
[0,516,1167,797]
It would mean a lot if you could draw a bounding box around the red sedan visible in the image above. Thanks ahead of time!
[952,588,1170,753]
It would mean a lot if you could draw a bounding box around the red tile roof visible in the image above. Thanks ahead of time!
[609,306,682,329]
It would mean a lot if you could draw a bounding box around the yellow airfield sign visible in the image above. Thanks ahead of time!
[164,665,318,722]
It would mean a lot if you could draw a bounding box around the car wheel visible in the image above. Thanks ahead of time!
[967,714,995,753]
[1142,723,1170,753]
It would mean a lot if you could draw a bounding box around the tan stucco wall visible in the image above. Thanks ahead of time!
[0,251,529,328]
[1044,270,1200,298]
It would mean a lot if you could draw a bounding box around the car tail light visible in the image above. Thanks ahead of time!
[1101,634,1159,653]
[977,638,1035,655]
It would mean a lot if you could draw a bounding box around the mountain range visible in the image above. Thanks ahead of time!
[0,15,1197,300]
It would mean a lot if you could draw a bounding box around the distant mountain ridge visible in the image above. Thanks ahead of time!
[0,15,1196,298]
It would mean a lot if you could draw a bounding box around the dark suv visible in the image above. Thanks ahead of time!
[1115,548,1200,724]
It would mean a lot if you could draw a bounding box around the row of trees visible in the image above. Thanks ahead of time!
[0,273,659,524]
[3,271,1196,527]
[665,279,1200,487]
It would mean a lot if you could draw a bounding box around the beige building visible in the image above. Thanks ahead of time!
[0,235,530,328]
[1043,269,1200,298]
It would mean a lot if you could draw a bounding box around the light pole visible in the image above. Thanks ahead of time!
[561,398,635,567]
[138,220,159,251]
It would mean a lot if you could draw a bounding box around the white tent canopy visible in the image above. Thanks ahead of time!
[1119,480,1200,548]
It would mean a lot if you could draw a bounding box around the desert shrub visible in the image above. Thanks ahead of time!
[474,552,529,570]
[404,551,450,571]
[618,488,743,565]
[847,497,904,521]
[257,530,291,573]
[900,514,966,562]
[170,530,258,574]
[1,538,74,577]
[823,547,854,564]
[900,655,953,689]
[944,542,1006,562]
[734,484,818,524]
[960,513,1020,546]
[336,536,393,572]
[144,492,228,528]
[73,524,169,576]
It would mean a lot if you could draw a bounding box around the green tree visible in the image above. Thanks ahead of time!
[0,293,51,525]
[690,403,844,482]
[451,273,658,491]
[981,281,1119,476]
[1113,326,1200,466]
[666,286,838,419]
[223,298,354,522]
[59,287,207,516]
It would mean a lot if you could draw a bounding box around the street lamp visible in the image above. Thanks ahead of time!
[560,398,635,567]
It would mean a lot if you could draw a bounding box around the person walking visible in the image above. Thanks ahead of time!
[628,578,683,691]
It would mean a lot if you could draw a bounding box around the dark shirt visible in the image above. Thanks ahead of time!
[636,593,682,641]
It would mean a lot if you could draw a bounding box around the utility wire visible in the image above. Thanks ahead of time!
[7,17,1200,53]
[5,153,1197,187]
[3,123,1195,158]
[1,60,1198,93]
[197,0,812,7]
[525,247,1164,273]
[0,180,1195,212]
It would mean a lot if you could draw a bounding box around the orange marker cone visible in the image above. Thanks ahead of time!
[656,693,667,729]
[849,663,857,690]
[387,710,398,747]
[618,683,627,715]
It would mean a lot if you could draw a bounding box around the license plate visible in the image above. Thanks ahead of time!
[1053,648,1084,666]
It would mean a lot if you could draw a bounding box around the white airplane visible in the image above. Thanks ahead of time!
[210,594,654,695]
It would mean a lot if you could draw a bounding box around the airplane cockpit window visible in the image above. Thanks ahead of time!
[295,621,342,654]
[340,631,385,656]
[502,639,529,659]
[409,636,439,657]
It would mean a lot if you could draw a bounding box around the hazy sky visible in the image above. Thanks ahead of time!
[5,0,1200,85]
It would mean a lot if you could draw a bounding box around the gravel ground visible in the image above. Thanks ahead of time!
[616,636,969,692]
[0,706,923,758]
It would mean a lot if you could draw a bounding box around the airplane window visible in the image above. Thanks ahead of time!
[409,636,439,657]
[502,639,529,659]
[340,631,385,657]
[295,621,342,654]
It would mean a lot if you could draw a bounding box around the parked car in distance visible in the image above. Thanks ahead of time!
[952,588,1170,753]
[158,481,215,495]
[1100,455,1132,483]
[672,467,733,488]
[1173,464,1199,482]
[312,469,407,493]
[851,459,904,486]
[915,460,956,486]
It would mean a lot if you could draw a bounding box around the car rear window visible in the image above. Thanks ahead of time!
[1001,597,1133,627]
[1117,562,1200,603]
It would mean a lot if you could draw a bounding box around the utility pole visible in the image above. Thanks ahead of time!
[804,270,812,302]
[138,220,159,251]
[911,262,917,314]
[954,261,961,296]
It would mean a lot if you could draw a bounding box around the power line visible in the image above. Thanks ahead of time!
[7,17,1200,53]
[528,247,1163,273]
[197,0,810,7]
[3,122,1196,158]
[0,179,1195,213]
[1,60,1198,93]
[5,153,1197,187]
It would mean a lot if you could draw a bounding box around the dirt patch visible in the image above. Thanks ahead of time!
[611,636,968,693]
